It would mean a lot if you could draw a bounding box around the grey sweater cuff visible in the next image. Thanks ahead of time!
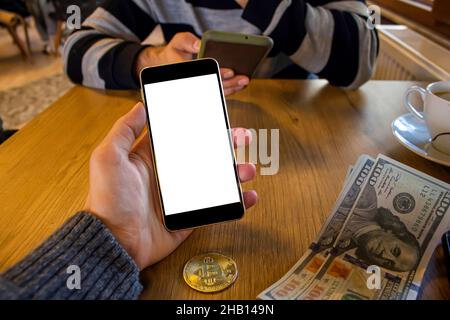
[1,212,142,300]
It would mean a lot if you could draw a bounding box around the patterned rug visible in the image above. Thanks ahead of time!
[0,74,74,130]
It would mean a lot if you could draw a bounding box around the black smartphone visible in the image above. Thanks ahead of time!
[443,231,450,283]
[140,58,245,231]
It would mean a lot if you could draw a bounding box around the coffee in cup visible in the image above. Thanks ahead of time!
[435,91,450,101]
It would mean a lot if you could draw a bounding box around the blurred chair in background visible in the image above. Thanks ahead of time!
[0,0,31,59]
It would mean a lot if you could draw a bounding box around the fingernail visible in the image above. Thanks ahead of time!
[224,70,234,78]
[193,40,201,50]
[238,78,249,86]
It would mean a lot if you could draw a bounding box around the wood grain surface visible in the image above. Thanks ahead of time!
[0,80,448,299]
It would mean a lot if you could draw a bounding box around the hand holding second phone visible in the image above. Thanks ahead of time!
[135,32,249,96]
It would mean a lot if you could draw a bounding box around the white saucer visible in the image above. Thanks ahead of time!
[392,113,450,167]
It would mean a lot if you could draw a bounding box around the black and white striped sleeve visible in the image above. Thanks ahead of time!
[63,0,157,90]
[242,0,378,89]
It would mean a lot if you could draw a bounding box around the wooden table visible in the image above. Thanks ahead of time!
[0,80,449,300]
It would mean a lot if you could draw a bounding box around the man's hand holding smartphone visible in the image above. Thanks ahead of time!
[85,103,257,271]
[135,32,249,96]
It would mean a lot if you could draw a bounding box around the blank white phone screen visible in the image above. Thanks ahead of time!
[144,74,240,216]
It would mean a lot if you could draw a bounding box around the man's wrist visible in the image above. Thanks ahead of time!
[84,207,143,270]
[134,46,163,78]
[2,212,143,299]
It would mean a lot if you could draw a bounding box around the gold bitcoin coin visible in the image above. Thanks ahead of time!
[183,252,238,293]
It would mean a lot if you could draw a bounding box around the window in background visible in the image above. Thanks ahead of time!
[411,0,434,7]
[371,0,450,38]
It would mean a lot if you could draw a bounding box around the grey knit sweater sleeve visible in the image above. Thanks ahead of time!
[0,212,143,300]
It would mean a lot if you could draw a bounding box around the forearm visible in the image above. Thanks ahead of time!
[64,28,147,89]
[63,0,157,89]
[243,0,378,89]
[0,212,142,300]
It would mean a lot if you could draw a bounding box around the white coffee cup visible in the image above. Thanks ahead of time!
[404,81,450,155]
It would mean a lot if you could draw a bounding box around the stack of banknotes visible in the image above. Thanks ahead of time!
[259,154,450,300]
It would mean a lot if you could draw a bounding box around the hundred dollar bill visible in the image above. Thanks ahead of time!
[344,165,354,185]
[296,154,450,300]
[258,155,375,300]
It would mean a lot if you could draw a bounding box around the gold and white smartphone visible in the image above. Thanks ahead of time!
[140,58,245,231]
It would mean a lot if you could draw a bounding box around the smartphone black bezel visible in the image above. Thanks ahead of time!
[140,58,245,231]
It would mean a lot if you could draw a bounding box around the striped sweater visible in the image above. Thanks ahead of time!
[64,0,379,90]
